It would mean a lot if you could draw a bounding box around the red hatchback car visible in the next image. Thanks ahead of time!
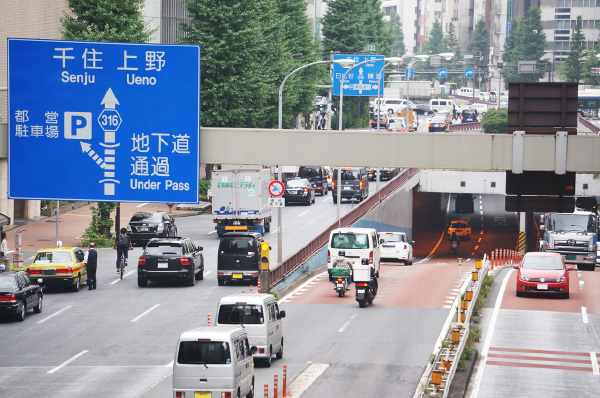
[514,252,573,298]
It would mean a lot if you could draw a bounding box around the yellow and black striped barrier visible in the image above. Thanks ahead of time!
[517,231,526,253]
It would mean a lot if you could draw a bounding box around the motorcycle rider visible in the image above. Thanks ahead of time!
[331,254,353,287]
[450,232,460,252]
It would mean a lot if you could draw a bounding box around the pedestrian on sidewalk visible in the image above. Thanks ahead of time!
[84,242,98,290]
[0,232,7,258]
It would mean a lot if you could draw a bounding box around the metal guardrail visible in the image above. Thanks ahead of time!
[578,115,600,134]
[270,168,420,288]
[448,122,482,132]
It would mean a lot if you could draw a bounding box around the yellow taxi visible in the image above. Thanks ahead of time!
[26,247,87,291]
[447,219,472,241]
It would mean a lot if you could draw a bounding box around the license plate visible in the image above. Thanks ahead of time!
[233,221,241,226]
[158,262,168,269]
[537,283,548,290]
[357,289,365,294]
[337,283,344,288]
[139,227,148,232]
[565,254,576,260]
[195,393,211,398]
[233,273,243,279]
[37,278,43,283]
[343,186,351,190]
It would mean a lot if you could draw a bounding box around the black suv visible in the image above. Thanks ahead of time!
[460,108,478,123]
[298,166,328,196]
[332,167,369,204]
[0,271,43,321]
[127,211,178,246]
[217,232,263,286]
[137,237,204,287]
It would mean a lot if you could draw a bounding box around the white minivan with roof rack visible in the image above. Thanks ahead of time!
[429,98,455,113]
[216,293,285,367]
[173,325,256,398]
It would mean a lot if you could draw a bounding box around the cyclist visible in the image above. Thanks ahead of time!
[113,227,133,273]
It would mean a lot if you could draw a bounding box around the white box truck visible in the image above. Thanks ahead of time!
[212,168,272,237]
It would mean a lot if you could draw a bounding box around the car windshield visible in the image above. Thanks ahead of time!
[0,276,17,290]
[218,304,264,325]
[33,251,72,264]
[177,341,231,365]
[145,242,183,256]
[547,214,596,233]
[331,232,369,249]
[432,117,446,122]
[522,256,564,270]
[130,212,162,222]
[220,237,254,255]
[287,180,307,188]
[379,234,405,243]
[340,169,360,181]
[387,123,403,129]
[299,168,320,178]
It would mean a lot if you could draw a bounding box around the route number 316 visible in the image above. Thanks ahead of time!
[97,109,122,132]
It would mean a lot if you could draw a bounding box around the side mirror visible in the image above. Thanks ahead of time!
[198,246,203,251]
[361,258,369,265]
[512,264,519,269]
[411,241,415,245]
[539,225,545,231]
[279,311,286,319]
[567,266,575,271]
[250,346,258,355]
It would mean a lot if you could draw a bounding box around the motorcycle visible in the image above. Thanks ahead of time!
[354,258,378,308]
[331,254,353,297]
[450,241,459,255]
[334,276,350,297]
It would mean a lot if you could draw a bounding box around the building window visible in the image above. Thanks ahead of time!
[554,36,571,40]
[555,14,571,19]
[435,11,442,19]
[555,7,571,11]
[558,0,571,5]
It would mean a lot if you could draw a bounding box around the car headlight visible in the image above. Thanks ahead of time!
[126,225,132,232]
[519,275,530,282]
[157,223,164,232]
[557,276,566,282]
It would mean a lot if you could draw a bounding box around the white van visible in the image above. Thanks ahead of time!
[429,98,455,113]
[173,326,255,398]
[457,87,474,96]
[216,293,285,367]
[327,227,381,280]
[371,98,407,115]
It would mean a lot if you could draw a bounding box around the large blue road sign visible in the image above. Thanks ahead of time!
[333,54,384,96]
[405,68,414,79]
[7,38,201,203]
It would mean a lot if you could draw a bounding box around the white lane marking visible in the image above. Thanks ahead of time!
[591,352,600,376]
[582,307,589,324]
[136,203,148,208]
[579,280,585,290]
[48,350,89,374]
[165,360,174,368]
[480,231,483,234]
[478,238,482,243]
[469,268,514,398]
[322,196,333,203]
[111,269,136,284]
[204,270,212,277]
[480,205,483,210]
[338,314,358,333]
[37,306,72,324]
[288,363,329,397]
[280,272,327,303]
[298,210,309,218]
[131,304,161,323]
[474,246,479,250]
[480,210,483,215]
[207,230,217,235]
[578,272,582,278]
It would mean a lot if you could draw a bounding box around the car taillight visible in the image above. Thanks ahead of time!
[337,278,344,282]
[138,257,146,265]
[359,181,363,190]
[304,188,309,193]
[442,123,446,127]
[327,250,330,263]
[0,294,17,303]
[253,219,262,224]
[369,251,373,265]
[55,267,73,275]
[221,393,232,398]
[175,392,185,398]
[27,269,42,275]
[357,283,368,287]
[404,244,407,250]
[332,181,335,188]
[428,123,433,127]
[180,257,190,265]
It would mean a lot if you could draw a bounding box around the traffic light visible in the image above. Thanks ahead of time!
[591,67,600,76]
[260,242,270,271]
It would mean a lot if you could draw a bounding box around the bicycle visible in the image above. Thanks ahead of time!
[119,251,127,279]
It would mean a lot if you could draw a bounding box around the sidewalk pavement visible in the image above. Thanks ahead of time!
[5,202,210,252]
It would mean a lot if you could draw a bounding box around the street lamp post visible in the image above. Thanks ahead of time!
[278,58,354,264]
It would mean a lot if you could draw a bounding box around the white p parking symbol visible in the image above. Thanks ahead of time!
[64,112,92,139]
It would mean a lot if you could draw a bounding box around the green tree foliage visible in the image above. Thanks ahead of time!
[562,16,586,82]
[582,44,600,85]
[322,0,391,129]
[422,20,444,55]
[61,0,153,42]
[181,0,317,129]
[387,11,405,57]
[482,108,508,134]
[83,202,118,241]
[501,8,547,85]
[443,23,459,58]
[472,20,490,66]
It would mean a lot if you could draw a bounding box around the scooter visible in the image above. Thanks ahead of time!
[354,259,378,308]
[450,241,459,255]
[334,277,350,297]
[331,253,353,297]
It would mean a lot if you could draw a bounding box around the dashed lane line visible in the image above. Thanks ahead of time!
[48,350,89,374]
[131,304,160,323]
[37,306,72,324]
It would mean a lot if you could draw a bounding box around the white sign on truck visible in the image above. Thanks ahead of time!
[212,167,272,237]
